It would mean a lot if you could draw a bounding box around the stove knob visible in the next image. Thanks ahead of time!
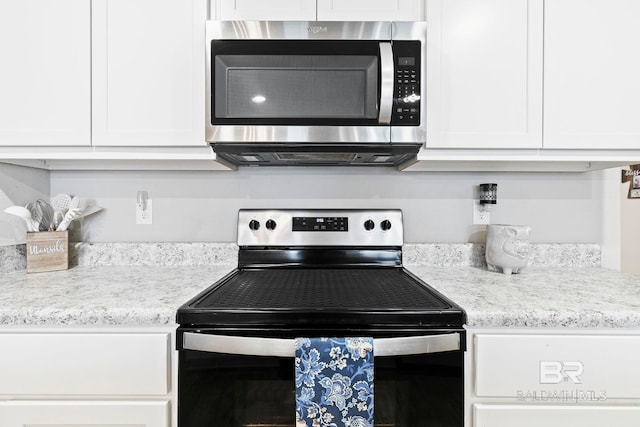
[380,219,392,231]
[364,219,375,231]
[249,220,260,231]
[266,219,277,231]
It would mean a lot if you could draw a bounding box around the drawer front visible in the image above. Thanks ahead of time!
[475,334,640,399]
[474,404,640,427]
[0,400,168,427]
[0,333,169,396]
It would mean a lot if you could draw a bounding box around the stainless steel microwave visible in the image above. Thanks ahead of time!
[206,21,426,167]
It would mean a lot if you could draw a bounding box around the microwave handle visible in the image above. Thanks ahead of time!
[379,42,394,124]
[182,332,460,357]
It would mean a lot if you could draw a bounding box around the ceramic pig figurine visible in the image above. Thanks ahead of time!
[485,225,533,274]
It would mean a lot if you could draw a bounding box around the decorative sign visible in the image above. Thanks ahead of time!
[26,231,69,273]
[622,164,640,199]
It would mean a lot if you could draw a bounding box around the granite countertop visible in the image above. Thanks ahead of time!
[0,265,235,326]
[1,242,639,328]
[408,266,640,328]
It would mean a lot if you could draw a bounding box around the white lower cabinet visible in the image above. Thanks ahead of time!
[0,329,172,427]
[0,333,169,395]
[0,401,168,427]
[473,404,640,427]
[468,330,640,427]
[474,334,640,399]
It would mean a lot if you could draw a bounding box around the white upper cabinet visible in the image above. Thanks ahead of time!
[92,0,206,146]
[214,0,423,21]
[544,0,640,149]
[216,0,316,20]
[0,0,90,146]
[426,0,543,149]
[316,0,424,21]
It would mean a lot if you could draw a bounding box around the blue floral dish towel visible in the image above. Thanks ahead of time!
[295,337,374,427]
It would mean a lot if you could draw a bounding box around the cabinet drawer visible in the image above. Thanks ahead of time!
[0,400,168,427]
[474,404,640,427]
[0,333,169,396]
[474,334,640,399]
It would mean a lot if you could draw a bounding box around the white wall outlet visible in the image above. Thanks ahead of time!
[136,199,152,225]
[473,200,490,225]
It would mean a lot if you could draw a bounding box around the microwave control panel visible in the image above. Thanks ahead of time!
[392,41,421,126]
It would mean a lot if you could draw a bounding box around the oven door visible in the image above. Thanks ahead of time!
[177,329,464,427]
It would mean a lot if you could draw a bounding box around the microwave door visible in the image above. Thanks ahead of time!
[207,38,392,144]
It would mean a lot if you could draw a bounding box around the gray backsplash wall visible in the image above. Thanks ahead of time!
[48,167,606,244]
[0,163,50,246]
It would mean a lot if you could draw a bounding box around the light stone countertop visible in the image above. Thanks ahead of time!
[0,265,234,326]
[1,242,638,328]
[407,266,640,328]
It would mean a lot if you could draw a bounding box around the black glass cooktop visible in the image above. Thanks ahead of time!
[177,267,466,328]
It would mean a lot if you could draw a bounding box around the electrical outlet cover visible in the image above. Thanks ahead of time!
[472,200,490,225]
[136,199,152,225]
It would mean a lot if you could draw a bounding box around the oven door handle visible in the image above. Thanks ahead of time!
[378,41,394,125]
[182,332,460,357]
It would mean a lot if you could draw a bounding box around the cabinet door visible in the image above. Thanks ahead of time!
[544,0,640,149]
[474,404,640,427]
[426,0,543,148]
[317,0,424,21]
[0,0,90,146]
[92,0,206,146]
[216,0,316,20]
[0,401,168,427]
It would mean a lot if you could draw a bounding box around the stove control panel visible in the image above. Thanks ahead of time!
[238,209,403,247]
[293,216,348,232]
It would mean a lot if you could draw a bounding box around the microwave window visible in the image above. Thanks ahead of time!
[214,55,379,120]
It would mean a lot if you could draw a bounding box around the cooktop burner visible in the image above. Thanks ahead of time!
[178,267,464,328]
[194,269,450,310]
[177,209,466,329]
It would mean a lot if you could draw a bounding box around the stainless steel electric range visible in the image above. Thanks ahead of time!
[177,209,466,427]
